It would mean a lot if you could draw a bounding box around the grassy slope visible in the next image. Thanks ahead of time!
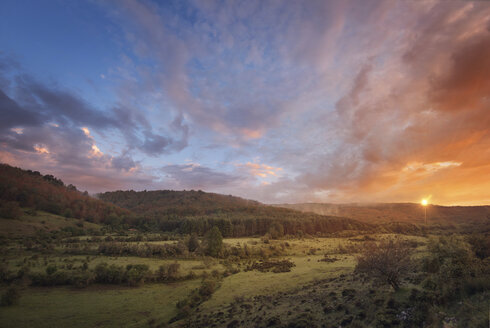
[0,210,102,238]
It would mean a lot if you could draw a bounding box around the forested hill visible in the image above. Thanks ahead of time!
[275,202,490,227]
[97,190,379,236]
[0,163,420,237]
[97,189,261,217]
[0,163,128,223]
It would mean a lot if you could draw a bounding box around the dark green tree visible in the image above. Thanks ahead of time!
[268,222,284,239]
[187,233,200,252]
[205,226,223,257]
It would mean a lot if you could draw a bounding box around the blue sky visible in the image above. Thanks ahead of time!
[1,0,490,205]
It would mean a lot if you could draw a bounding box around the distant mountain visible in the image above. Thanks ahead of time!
[274,202,490,228]
[0,163,129,223]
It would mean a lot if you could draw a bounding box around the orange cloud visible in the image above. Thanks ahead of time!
[34,145,50,154]
[240,128,263,139]
[237,162,283,179]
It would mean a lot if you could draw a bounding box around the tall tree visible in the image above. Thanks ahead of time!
[187,233,200,252]
[205,226,223,257]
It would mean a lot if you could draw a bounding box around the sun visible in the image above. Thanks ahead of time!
[421,199,428,206]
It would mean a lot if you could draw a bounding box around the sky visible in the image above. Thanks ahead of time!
[1,0,490,205]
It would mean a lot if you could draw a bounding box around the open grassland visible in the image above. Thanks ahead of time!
[0,210,102,238]
[1,233,487,328]
[202,254,357,311]
[0,237,376,327]
[0,281,200,328]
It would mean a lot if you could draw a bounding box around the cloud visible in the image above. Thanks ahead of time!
[0,56,188,191]
[161,163,243,190]
[2,1,490,204]
[236,162,283,178]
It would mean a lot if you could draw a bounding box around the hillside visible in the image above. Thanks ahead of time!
[0,210,103,238]
[0,163,129,224]
[98,190,378,237]
[275,202,490,230]
[97,189,261,217]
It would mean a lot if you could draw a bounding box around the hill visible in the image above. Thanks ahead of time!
[97,190,377,237]
[274,203,490,231]
[0,163,129,224]
[97,189,261,217]
[0,210,103,238]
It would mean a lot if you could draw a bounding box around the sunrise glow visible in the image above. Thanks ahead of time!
[0,0,489,205]
[0,2,489,327]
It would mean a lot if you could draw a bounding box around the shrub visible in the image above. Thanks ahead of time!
[199,279,217,298]
[1,287,20,306]
[46,265,57,275]
[355,238,412,290]
[125,264,150,286]
[156,262,180,282]
[187,233,200,252]
[94,263,125,284]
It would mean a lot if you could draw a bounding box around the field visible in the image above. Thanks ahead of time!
[0,206,488,327]
[0,234,438,328]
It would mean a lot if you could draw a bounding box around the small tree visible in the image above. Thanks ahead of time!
[187,233,200,252]
[355,239,412,291]
[205,227,223,257]
[268,222,284,239]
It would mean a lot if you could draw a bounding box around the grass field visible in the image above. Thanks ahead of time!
[0,211,102,238]
[0,237,368,327]
[1,233,487,328]
[0,281,200,328]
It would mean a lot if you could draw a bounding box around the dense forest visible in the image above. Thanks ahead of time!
[97,190,378,237]
[1,163,423,237]
[0,164,128,224]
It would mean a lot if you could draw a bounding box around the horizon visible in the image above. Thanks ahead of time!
[1,0,490,206]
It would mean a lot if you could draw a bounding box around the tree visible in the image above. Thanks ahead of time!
[466,234,490,260]
[268,222,284,239]
[205,226,223,257]
[187,233,200,252]
[355,239,412,291]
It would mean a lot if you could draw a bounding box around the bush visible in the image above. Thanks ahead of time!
[94,263,125,284]
[355,238,412,290]
[187,233,200,252]
[46,265,57,275]
[125,264,150,286]
[1,287,20,306]
[199,279,217,298]
[156,262,180,282]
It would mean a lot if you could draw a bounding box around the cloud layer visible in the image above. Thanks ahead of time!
[1,0,489,204]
